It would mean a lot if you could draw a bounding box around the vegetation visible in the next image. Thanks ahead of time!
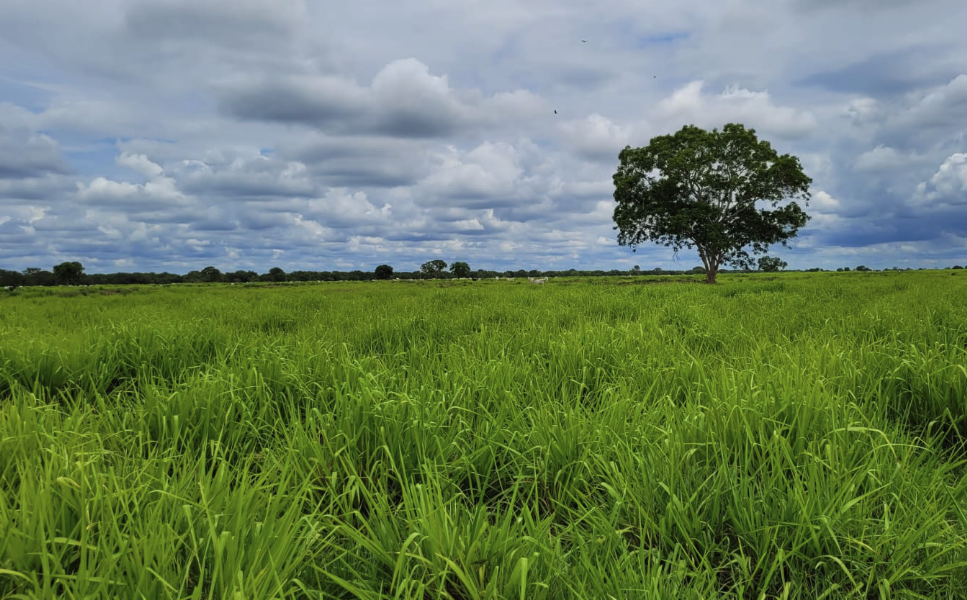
[421,260,448,277]
[267,267,287,282]
[758,256,788,272]
[450,261,472,278]
[14,260,953,290]
[375,264,394,280]
[2,271,966,598]
[52,261,84,286]
[612,123,812,283]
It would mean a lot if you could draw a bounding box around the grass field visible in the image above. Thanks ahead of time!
[2,271,967,599]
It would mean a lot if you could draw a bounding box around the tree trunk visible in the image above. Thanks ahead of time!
[705,256,719,284]
[697,248,720,283]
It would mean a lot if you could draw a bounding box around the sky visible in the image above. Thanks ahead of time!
[1,0,966,274]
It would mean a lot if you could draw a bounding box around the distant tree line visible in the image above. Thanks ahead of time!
[2,260,962,289]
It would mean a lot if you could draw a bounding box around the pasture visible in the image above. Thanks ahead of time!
[2,271,967,599]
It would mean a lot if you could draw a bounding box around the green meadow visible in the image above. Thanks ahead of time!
[2,271,967,599]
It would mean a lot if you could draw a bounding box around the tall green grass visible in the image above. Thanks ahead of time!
[2,271,966,598]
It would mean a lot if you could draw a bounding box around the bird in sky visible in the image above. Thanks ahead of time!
[581,39,587,43]
[554,110,558,114]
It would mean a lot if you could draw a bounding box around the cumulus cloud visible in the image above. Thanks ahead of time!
[913,153,967,207]
[854,145,907,171]
[76,152,192,221]
[420,142,526,203]
[116,152,165,179]
[811,191,842,213]
[0,126,72,179]
[656,81,817,138]
[170,152,317,198]
[276,134,432,188]
[557,113,639,161]
[889,74,967,132]
[301,188,393,229]
[2,0,967,272]
[217,58,549,138]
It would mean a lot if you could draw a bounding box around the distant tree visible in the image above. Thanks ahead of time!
[691,266,707,274]
[0,269,25,287]
[267,267,286,282]
[375,264,394,280]
[612,123,811,283]
[225,270,258,283]
[631,265,641,275]
[953,265,964,270]
[421,260,448,278]
[843,267,851,271]
[53,261,85,285]
[21,268,55,286]
[449,261,471,278]
[855,265,871,272]
[200,266,222,282]
[757,256,788,272]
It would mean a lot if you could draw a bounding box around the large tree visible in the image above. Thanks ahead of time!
[374,264,394,280]
[612,123,811,284]
[449,261,471,278]
[53,261,85,285]
[421,260,448,278]
[266,267,286,282]
[200,266,222,283]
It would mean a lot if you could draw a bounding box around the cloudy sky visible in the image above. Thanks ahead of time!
[1,0,966,273]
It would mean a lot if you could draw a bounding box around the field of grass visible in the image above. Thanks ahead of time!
[2,271,967,599]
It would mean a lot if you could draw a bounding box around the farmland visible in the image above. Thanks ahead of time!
[2,271,967,599]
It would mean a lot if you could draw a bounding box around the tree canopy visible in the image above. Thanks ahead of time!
[612,123,811,283]
[374,264,394,280]
[449,261,471,278]
[53,261,84,285]
[199,266,222,283]
[421,260,448,277]
[758,256,788,272]
[267,267,286,282]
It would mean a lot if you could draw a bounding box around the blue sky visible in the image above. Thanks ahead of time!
[1,0,966,274]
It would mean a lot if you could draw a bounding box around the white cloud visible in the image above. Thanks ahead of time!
[218,58,551,138]
[656,81,817,138]
[890,74,967,131]
[302,188,391,229]
[854,145,906,171]
[77,152,190,210]
[844,97,880,125]
[913,153,967,207]
[0,125,71,178]
[811,190,841,212]
[3,0,967,271]
[117,152,165,179]
[420,141,525,201]
[557,113,638,160]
